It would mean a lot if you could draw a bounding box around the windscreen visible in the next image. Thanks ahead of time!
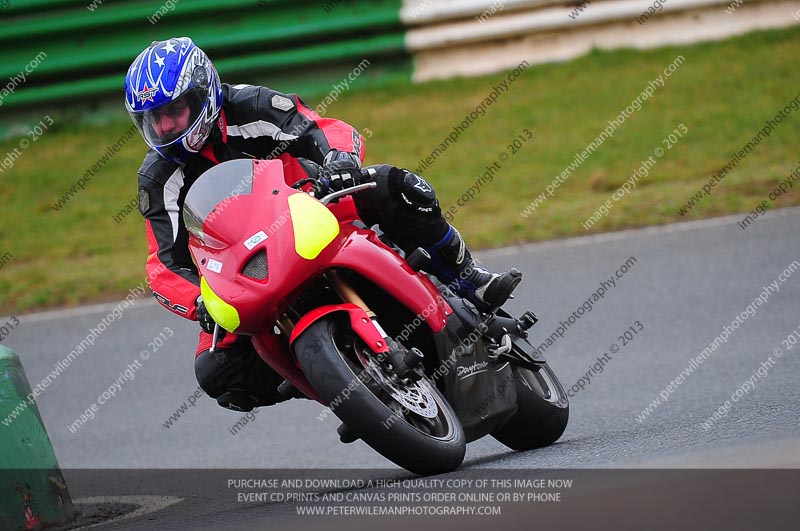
[183,159,254,247]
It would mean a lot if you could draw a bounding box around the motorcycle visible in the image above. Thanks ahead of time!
[183,157,569,475]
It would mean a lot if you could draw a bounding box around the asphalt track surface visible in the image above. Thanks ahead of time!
[4,208,799,530]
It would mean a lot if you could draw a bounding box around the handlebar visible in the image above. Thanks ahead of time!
[291,167,378,204]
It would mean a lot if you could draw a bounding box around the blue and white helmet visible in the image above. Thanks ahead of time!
[125,37,223,163]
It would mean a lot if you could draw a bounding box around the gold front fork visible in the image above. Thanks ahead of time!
[276,270,377,338]
[326,270,376,319]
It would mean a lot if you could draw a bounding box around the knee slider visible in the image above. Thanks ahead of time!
[216,390,258,412]
[194,348,248,398]
[195,351,261,411]
[194,350,227,399]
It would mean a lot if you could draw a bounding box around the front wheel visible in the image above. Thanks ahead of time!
[294,315,466,475]
[491,363,569,451]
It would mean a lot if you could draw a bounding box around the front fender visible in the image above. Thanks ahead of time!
[290,304,391,355]
[329,226,451,334]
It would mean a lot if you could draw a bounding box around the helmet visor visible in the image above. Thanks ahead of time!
[129,87,208,148]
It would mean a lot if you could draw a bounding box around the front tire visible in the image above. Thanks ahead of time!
[295,315,466,475]
[491,363,569,451]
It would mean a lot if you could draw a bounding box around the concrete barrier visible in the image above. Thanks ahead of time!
[402,0,800,81]
[0,345,74,530]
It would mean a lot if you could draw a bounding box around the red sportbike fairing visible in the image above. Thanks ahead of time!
[184,158,568,475]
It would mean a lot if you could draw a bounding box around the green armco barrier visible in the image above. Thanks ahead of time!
[0,346,74,530]
[6,32,409,108]
[0,0,409,113]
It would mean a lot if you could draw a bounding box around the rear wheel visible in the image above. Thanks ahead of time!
[295,315,466,475]
[491,363,569,451]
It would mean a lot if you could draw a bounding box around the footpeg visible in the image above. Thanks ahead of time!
[337,423,359,444]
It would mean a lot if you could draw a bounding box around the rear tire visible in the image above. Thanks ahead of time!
[295,315,466,475]
[491,363,569,451]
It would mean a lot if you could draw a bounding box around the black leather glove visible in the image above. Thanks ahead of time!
[196,295,226,339]
[321,150,362,191]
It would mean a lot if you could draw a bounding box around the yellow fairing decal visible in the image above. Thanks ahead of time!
[200,277,240,333]
[288,193,340,260]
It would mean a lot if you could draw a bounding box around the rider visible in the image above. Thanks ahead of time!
[125,37,522,412]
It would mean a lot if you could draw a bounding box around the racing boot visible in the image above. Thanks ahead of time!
[427,225,522,312]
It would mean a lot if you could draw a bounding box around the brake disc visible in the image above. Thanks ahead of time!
[355,346,439,418]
